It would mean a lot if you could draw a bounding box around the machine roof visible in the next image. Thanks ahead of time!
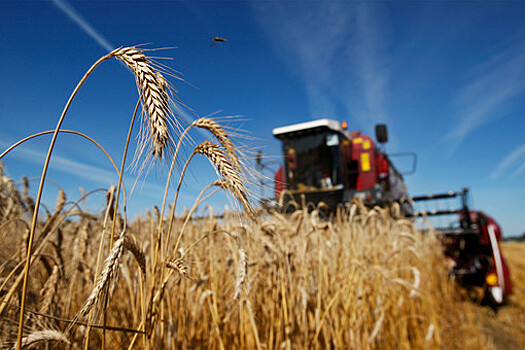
[272,119,344,139]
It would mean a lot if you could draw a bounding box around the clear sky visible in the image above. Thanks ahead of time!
[1,1,524,237]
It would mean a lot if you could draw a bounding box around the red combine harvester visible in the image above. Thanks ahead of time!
[270,118,512,306]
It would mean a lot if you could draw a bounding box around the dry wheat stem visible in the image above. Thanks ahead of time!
[108,97,139,250]
[100,97,140,348]
[170,181,224,258]
[15,52,114,345]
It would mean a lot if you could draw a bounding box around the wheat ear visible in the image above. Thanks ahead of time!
[194,117,242,172]
[166,256,196,281]
[78,231,125,319]
[11,329,70,349]
[112,46,177,161]
[195,141,254,218]
[38,265,60,315]
[40,189,66,237]
[22,177,35,215]
[233,247,248,300]
[72,223,89,271]
[124,235,146,275]
[105,185,116,220]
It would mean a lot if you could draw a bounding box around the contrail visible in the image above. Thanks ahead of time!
[50,0,201,130]
[51,0,114,52]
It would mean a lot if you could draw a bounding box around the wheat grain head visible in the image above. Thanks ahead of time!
[166,255,196,281]
[196,141,254,219]
[111,46,181,164]
[10,329,70,350]
[77,230,125,319]
[38,265,60,316]
[194,118,242,172]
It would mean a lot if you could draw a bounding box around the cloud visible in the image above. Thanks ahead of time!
[251,2,390,132]
[445,46,525,154]
[344,5,390,127]
[491,143,525,179]
[51,0,114,52]
[252,3,348,116]
[0,140,170,200]
[511,162,525,178]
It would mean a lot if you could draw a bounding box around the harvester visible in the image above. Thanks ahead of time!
[268,118,512,306]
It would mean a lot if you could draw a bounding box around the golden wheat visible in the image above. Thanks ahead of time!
[123,234,146,275]
[38,265,60,316]
[195,117,242,172]
[0,45,503,349]
[195,141,254,218]
[112,46,179,162]
[78,230,125,320]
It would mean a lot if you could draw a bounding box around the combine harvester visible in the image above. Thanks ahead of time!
[268,118,512,306]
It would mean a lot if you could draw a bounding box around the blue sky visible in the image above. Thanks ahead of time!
[1,1,524,237]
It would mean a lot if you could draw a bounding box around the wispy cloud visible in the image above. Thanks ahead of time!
[0,140,169,200]
[511,162,525,178]
[51,0,114,52]
[445,45,525,154]
[345,5,390,128]
[491,143,525,179]
[251,2,390,132]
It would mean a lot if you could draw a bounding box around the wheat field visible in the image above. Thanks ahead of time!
[0,46,497,349]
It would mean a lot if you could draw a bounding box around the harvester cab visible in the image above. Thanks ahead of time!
[272,119,410,211]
